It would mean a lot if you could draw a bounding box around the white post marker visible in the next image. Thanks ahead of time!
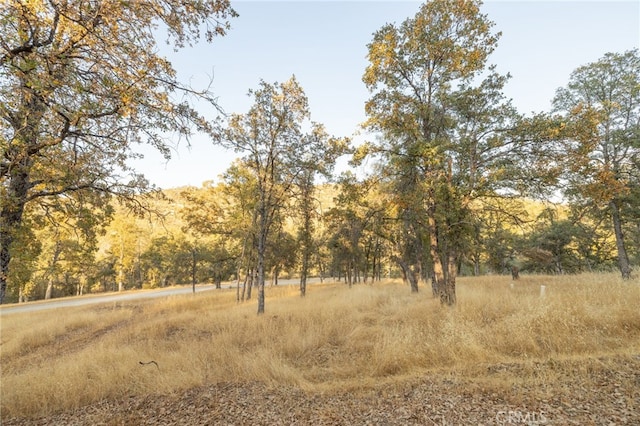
[540,285,546,298]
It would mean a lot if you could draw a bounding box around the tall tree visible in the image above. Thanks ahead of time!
[0,0,236,303]
[363,0,531,304]
[363,0,555,303]
[295,167,316,296]
[553,49,640,279]
[293,128,348,297]
[217,77,344,314]
[219,162,261,300]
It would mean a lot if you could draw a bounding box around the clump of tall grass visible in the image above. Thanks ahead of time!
[1,273,639,419]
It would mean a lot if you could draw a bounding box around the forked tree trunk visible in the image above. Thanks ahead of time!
[394,256,419,292]
[427,210,457,305]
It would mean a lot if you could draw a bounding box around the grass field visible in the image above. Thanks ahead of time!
[1,273,639,420]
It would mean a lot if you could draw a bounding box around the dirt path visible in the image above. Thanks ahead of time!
[5,355,639,425]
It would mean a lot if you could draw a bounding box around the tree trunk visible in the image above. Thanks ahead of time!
[0,166,31,304]
[511,266,520,280]
[472,223,481,276]
[431,275,438,297]
[256,201,268,314]
[300,275,307,297]
[271,265,280,286]
[300,248,309,296]
[257,257,265,315]
[0,234,11,304]
[44,240,61,300]
[241,272,248,302]
[441,254,457,306]
[427,211,446,300]
[371,247,377,282]
[395,257,419,292]
[610,200,631,280]
[45,278,54,300]
[0,85,45,305]
[236,275,241,302]
[191,249,197,292]
[118,263,124,292]
[299,240,308,296]
[246,268,253,300]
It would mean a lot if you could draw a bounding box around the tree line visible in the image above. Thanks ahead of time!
[1,0,638,311]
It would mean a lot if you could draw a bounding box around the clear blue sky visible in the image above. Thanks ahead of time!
[131,0,640,189]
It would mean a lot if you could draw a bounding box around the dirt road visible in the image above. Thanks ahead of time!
[0,278,324,316]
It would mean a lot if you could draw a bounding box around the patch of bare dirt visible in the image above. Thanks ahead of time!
[3,315,134,373]
[4,355,639,425]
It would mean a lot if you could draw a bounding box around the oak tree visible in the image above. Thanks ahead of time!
[0,0,236,303]
[293,127,348,296]
[217,77,345,313]
[553,49,640,279]
[363,0,518,304]
[362,0,554,303]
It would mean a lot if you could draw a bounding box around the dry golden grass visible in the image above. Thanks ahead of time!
[1,273,639,419]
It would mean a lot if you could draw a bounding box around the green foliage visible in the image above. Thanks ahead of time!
[324,174,390,286]
[362,0,545,303]
[553,49,640,279]
[215,76,347,312]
